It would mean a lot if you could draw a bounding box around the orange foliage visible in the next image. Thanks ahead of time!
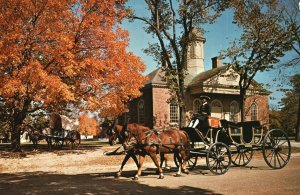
[78,113,99,136]
[0,0,146,117]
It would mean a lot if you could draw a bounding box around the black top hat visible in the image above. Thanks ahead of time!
[200,95,211,100]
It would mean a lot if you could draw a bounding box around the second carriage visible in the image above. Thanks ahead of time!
[46,128,81,149]
[177,114,291,175]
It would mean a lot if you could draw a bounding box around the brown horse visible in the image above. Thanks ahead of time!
[103,122,149,177]
[130,127,190,180]
[105,122,190,179]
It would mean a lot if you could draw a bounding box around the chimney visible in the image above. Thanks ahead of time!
[211,56,222,69]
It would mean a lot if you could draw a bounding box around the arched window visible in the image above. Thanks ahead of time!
[250,103,258,121]
[230,101,239,122]
[138,100,145,124]
[193,99,201,114]
[211,99,223,119]
[170,102,179,124]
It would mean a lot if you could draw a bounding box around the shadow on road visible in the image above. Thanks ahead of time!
[0,171,221,195]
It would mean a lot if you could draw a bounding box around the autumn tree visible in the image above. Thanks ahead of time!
[282,0,300,141]
[279,74,300,135]
[129,0,229,127]
[79,113,99,138]
[223,0,293,121]
[0,0,146,151]
[269,108,282,130]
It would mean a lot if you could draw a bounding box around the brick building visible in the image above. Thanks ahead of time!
[125,28,270,128]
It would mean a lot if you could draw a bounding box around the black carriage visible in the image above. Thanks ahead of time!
[220,120,291,169]
[181,115,232,175]
[181,114,291,175]
[46,129,81,150]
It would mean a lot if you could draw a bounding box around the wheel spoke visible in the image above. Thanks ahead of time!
[234,152,240,162]
[272,151,276,167]
[277,140,287,147]
[265,149,274,159]
[278,150,289,158]
[220,161,226,173]
[276,153,282,168]
[277,152,288,164]
[244,152,250,161]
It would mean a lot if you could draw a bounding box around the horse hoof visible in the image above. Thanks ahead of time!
[158,175,164,179]
[183,170,189,174]
[174,173,181,177]
[115,174,120,178]
[132,176,139,180]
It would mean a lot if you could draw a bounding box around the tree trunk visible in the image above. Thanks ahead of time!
[11,110,26,152]
[11,123,22,152]
[295,97,300,142]
[179,106,185,128]
[240,89,246,122]
[178,71,186,128]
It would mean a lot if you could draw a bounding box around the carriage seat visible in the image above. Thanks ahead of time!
[220,119,261,128]
[220,120,262,143]
[207,117,221,128]
[220,119,241,128]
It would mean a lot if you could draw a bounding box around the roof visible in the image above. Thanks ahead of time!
[144,68,167,86]
[144,65,270,95]
[188,65,228,86]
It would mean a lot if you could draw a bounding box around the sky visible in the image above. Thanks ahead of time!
[121,0,300,108]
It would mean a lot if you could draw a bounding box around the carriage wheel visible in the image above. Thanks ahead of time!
[54,140,63,149]
[174,153,198,169]
[187,153,198,169]
[65,139,73,149]
[206,142,231,175]
[70,130,81,149]
[231,146,253,166]
[262,129,291,169]
[71,136,81,149]
[65,131,81,149]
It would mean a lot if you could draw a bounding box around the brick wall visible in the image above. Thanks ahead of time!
[152,86,171,128]
[244,95,269,126]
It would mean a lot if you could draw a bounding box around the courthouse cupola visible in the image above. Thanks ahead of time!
[186,28,206,84]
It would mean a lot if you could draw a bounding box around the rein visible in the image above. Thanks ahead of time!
[132,129,185,150]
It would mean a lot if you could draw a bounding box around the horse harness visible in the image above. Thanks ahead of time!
[122,126,186,154]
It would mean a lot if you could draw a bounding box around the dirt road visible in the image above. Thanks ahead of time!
[1,145,300,194]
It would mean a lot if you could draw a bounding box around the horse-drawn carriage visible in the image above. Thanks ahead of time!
[104,114,291,179]
[180,114,291,174]
[45,128,81,149]
[25,126,81,150]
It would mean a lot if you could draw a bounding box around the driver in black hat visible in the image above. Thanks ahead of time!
[195,96,211,135]
[199,96,211,116]
[189,96,211,128]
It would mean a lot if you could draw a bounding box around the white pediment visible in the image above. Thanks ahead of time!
[203,67,240,87]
